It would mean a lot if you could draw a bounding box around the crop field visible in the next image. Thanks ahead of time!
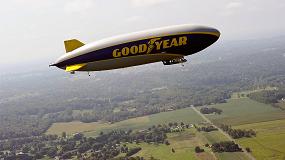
[46,107,205,136]
[231,87,277,99]
[122,129,215,160]
[198,131,228,144]
[118,126,250,160]
[201,98,285,126]
[234,119,285,160]
[196,130,251,160]
[46,95,285,160]
[216,152,250,160]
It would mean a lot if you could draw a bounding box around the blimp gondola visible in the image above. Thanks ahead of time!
[50,24,220,73]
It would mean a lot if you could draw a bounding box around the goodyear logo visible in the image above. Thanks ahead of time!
[112,36,187,58]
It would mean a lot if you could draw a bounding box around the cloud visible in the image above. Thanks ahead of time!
[130,0,173,7]
[64,0,95,14]
[125,16,141,22]
[226,2,243,9]
[221,1,243,16]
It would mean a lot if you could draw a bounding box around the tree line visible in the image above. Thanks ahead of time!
[197,125,218,132]
[220,124,256,139]
[200,107,223,114]
[248,88,285,104]
[211,141,242,152]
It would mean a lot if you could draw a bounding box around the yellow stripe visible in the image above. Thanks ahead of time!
[65,63,86,72]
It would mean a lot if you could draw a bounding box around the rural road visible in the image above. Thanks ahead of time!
[191,106,256,160]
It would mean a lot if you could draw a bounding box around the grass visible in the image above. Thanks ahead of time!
[46,107,204,136]
[201,98,285,126]
[124,129,215,160]
[216,152,251,160]
[199,131,228,144]
[276,101,285,110]
[196,130,251,160]
[122,128,250,160]
[231,87,277,99]
[234,119,285,160]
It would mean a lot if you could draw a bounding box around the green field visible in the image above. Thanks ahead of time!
[46,95,285,160]
[231,87,277,99]
[234,119,285,160]
[196,130,251,160]
[199,131,228,144]
[201,98,285,126]
[123,129,216,160]
[215,152,250,160]
[46,106,252,160]
[123,127,251,160]
[46,107,205,136]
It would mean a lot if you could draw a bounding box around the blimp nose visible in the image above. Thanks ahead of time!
[211,28,220,39]
[187,27,220,54]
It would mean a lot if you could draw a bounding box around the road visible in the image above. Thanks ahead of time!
[191,106,256,160]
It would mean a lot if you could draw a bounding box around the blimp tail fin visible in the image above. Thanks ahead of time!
[66,63,86,72]
[64,39,85,53]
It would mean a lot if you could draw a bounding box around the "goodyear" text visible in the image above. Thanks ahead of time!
[112,36,187,58]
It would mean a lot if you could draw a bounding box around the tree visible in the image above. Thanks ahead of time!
[47,147,58,158]
[195,146,204,153]
[22,145,30,153]
[164,140,170,145]
[126,147,141,157]
[78,143,91,153]
[62,132,67,138]
[246,147,251,152]
[73,133,83,140]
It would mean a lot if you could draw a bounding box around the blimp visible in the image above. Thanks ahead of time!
[50,24,220,74]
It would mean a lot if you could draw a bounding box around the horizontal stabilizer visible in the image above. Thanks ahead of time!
[64,39,85,53]
[65,63,86,72]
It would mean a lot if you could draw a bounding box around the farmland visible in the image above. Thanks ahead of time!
[126,129,214,160]
[45,93,285,160]
[201,98,285,126]
[234,119,285,160]
[46,100,255,160]
[46,107,204,136]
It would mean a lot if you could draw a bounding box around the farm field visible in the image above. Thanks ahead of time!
[230,87,277,99]
[234,119,285,160]
[46,95,285,160]
[125,129,215,160]
[201,98,285,126]
[119,122,251,160]
[46,107,205,136]
[196,129,251,160]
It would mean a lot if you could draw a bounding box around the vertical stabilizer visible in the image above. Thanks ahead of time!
[64,39,85,53]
